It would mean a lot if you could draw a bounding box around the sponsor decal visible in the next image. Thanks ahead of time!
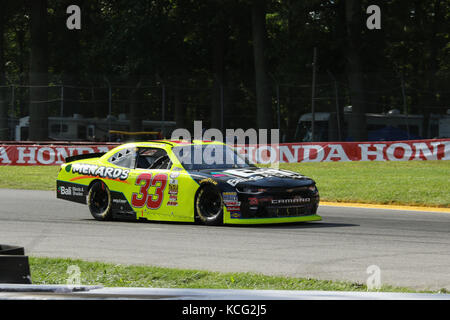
[56,181,87,204]
[168,176,179,196]
[170,170,181,179]
[226,176,263,186]
[71,186,84,196]
[248,197,258,205]
[169,177,178,184]
[169,183,179,195]
[223,192,240,206]
[212,173,228,177]
[224,201,240,207]
[223,192,238,201]
[200,178,218,185]
[230,212,241,218]
[71,163,130,180]
[225,168,303,179]
[58,186,72,196]
[57,185,84,197]
[167,194,178,206]
[227,206,241,211]
[112,199,128,204]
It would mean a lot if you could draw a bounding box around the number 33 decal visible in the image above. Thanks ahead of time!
[131,173,167,209]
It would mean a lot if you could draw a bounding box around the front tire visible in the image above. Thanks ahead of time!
[195,184,224,226]
[87,181,113,221]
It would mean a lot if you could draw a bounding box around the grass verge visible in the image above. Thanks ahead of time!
[29,256,446,293]
[0,165,59,191]
[0,161,449,207]
[278,161,449,208]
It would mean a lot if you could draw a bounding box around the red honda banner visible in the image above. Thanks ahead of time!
[0,139,449,166]
[0,145,117,166]
[235,139,450,163]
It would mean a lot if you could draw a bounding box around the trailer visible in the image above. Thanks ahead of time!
[15,114,176,142]
[295,108,447,142]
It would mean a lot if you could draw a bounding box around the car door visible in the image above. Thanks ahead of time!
[128,146,192,222]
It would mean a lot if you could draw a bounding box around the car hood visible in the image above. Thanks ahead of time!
[189,166,315,188]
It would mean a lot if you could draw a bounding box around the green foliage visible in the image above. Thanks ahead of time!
[1,0,449,116]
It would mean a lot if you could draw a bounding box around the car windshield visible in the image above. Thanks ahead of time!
[172,144,253,170]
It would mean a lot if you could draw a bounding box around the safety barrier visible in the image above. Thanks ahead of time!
[235,139,450,163]
[0,245,32,284]
[0,139,449,165]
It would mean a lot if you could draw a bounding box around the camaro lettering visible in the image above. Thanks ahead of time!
[271,198,310,204]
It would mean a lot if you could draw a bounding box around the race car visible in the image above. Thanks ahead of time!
[56,140,321,225]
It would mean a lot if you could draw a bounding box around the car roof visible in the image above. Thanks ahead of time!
[136,140,225,147]
[115,140,226,150]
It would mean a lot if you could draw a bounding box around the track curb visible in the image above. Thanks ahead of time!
[320,201,450,213]
[0,284,449,300]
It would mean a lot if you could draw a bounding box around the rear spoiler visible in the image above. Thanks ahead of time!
[65,152,106,163]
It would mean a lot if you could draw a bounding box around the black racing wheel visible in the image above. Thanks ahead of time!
[195,184,224,225]
[87,180,113,221]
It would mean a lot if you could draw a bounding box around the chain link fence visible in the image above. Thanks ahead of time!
[0,72,449,142]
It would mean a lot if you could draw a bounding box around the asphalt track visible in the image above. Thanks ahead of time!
[0,189,449,291]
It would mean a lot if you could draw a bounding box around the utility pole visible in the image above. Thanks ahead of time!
[103,77,112,141]
[60,85,64,136]
[401,75,410,139]
[327,70,342,141]
[311,47,317,142]
[220,83,224,133]
[276,84,280,131]
[162,82,166,138]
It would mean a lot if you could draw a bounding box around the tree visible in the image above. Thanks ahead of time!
[129,77,143,133]
[0,6,8,140]
[1,0,449,141]
[211,14,227,131]
[252,0,273,130]
[343,0,367,141]
[29,0,48,140]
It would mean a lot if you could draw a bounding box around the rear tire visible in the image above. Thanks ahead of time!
[195,184,224,226]
[87,181,113,221]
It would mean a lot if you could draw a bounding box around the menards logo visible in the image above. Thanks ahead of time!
[70,163,130,180]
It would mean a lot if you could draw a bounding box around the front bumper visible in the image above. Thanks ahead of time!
[223,213,322,224]
[222,185,321,224]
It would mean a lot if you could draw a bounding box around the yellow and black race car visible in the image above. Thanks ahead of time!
[56,140,321,225]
